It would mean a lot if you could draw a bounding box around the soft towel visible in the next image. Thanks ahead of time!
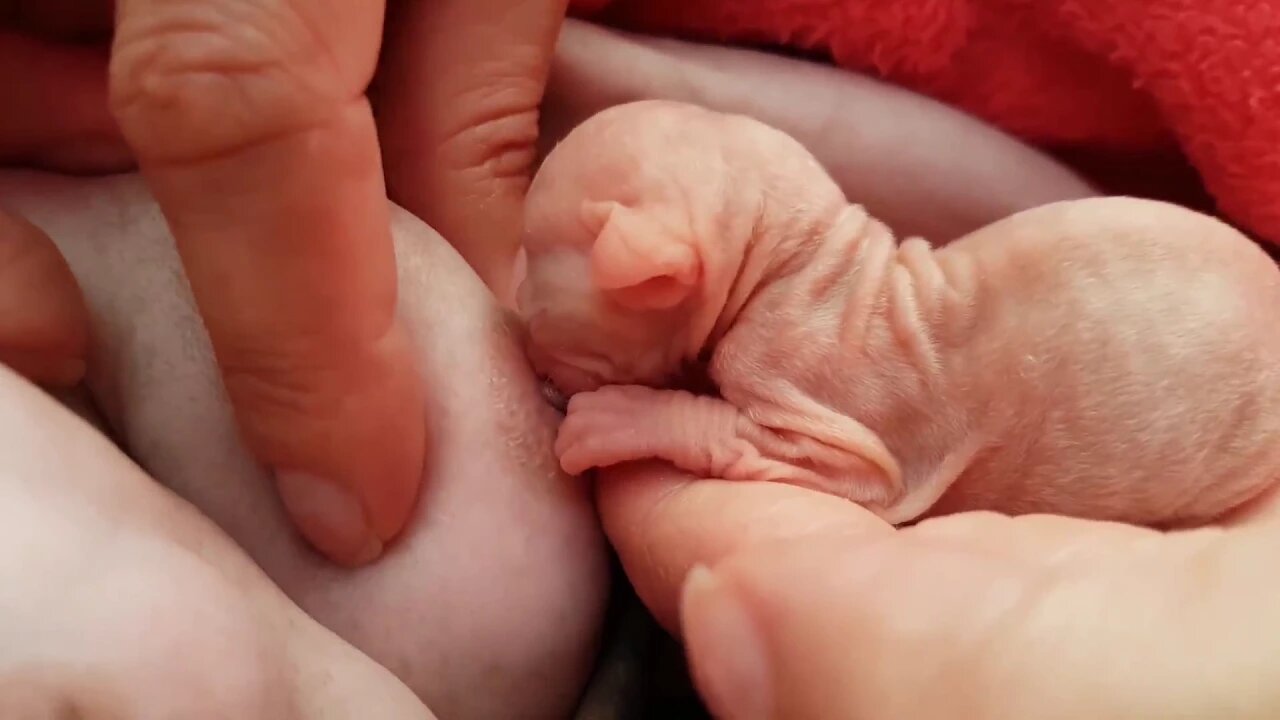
[570,0,1280,247]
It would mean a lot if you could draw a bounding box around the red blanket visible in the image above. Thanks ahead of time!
[571,0,1280,248]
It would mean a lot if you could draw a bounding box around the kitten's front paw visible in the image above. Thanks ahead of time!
[554,384,670,476]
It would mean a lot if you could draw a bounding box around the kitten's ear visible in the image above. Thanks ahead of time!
[584,201,701,311]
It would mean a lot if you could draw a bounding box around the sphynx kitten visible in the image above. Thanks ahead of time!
[517,99,1280,528]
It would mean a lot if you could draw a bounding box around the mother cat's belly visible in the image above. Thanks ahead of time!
[0,171,608,720]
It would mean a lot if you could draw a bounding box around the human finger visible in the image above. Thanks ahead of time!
[2,170,608,718]
[679,517,1280,719]
[109,0,426,566]
[0,207,89,386]
[595,461,892,631]
[373,0,568,303]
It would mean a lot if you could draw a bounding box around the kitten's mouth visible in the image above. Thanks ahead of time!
[673,357,718,397]
[540,377,569,413]
[536,359,715,414]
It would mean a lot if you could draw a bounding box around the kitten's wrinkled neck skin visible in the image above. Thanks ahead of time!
[681,139,850,361]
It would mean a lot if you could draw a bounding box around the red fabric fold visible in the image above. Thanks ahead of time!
[572,0,1280,246]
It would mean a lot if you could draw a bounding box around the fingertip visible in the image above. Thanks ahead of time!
[271,408,425,568]
[276,470,386,567]
[350,327,430,546]
[225,320,428,567]
[679,564,775,720]
[0,210,91,388]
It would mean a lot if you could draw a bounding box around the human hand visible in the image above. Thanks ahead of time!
[1,0,567,566]
[5,169,608,719]
[598,464,1280,719]
[0,362,433,720]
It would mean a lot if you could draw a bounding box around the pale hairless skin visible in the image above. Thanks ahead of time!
[0,366,433,719]
[0,170,607,720]
[520,99,1280,529]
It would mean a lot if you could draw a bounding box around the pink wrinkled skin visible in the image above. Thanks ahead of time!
[518,99,1280,528]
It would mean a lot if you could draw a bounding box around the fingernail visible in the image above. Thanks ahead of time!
[680,565,773,720]
[351,532,385,566]
[275,470,383,566]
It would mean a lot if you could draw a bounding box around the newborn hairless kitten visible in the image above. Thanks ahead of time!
[517,99,1280,528]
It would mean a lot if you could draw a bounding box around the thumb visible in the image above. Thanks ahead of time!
[678,517,1280,719]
